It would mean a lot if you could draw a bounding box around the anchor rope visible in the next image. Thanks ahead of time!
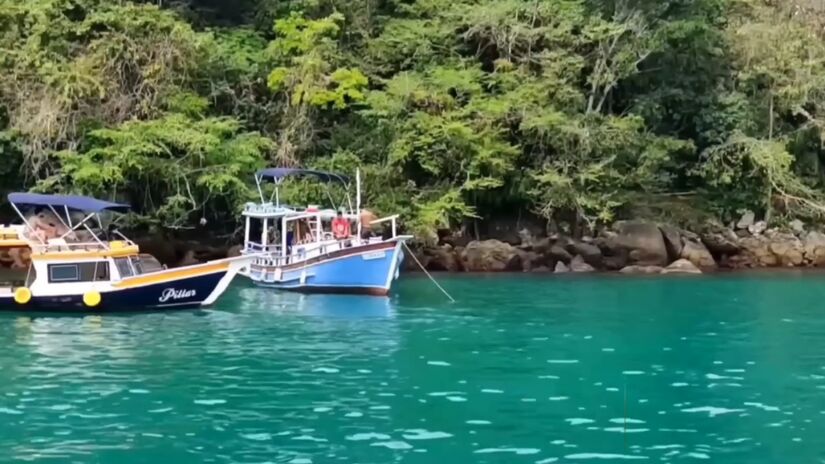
[402,241,456,303]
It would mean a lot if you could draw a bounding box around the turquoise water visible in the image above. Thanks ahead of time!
[1,274,825,463]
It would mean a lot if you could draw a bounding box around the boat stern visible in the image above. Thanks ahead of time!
[107,254,257,309]
[200,254,256,306]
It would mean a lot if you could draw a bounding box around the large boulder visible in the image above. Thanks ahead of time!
[460,240,522,271]
[736,210,755,230]
[554,261,570,273]
[531,237,552,255]
[518,250,543,272]
[701,229,741,256]
[596,233,629,270]
[727,233,804,268]
[566,241,603,269]
[681,240,716,269]
[570,255,596,273]
[748,221,767,236]
[662,259,702,274]
[659,224,684,262]
[547,245,573,264]
[425,245,463,272]
[611,221,669,266]
[729,236,774,267]
[804,231,825,266]
[767,233,804,267]
[602,251,629,271]
[620,265,664,274]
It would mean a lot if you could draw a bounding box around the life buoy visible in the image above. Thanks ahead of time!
[14,287,32,305]
[83,291,102,308]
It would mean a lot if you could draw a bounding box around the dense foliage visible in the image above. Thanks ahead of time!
[3,0,825,240]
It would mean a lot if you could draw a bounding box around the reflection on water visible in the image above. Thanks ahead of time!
[237,287,394,318]
[2,274,825,463]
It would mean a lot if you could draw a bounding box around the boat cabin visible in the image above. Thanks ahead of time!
[242,168,400,266]
[0,193,163,298]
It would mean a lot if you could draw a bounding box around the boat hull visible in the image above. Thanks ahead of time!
[248,240,405,296]
[0,257,249,312]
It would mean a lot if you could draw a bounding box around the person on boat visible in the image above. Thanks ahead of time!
[8,247,30,269]
[286,229,294,252]
[268,224,280,246]
[332,210,351,240]
[360,209,377,239]
[24,209,69,243]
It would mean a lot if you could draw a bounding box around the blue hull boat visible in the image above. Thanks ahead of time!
[240,168,412,296]
[247,239,405,296]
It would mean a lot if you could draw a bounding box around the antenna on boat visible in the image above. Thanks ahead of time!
[356,168,362,239]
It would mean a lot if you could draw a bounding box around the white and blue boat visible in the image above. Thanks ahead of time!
[240,168,412,296]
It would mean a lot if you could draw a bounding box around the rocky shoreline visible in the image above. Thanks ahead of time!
[125,212,825,277]
[407,215,825,275]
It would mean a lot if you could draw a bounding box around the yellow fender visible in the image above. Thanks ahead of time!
[83,291,102,308]
[14,287,32,305]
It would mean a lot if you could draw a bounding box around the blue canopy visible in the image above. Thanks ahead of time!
[256,168,350,185]
[8,193,130,213]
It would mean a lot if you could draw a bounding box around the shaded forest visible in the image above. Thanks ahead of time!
[3,0,825,242]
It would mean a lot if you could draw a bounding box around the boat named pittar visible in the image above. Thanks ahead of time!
[240,168,412,296]
[0,193,253,311]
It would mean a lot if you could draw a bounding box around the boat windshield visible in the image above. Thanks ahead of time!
[114,257,137,278]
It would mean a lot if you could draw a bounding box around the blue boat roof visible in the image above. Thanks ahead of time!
[256,168,350,184]
[8,193,130,213]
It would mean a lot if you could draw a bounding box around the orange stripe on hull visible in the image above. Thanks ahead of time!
[113,262,229,289]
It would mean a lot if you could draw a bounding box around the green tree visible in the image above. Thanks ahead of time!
[266,12,369,165]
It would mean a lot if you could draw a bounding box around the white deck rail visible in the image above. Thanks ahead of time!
[370,215,399,238]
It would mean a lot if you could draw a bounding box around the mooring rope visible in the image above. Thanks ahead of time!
[402,241,456,303]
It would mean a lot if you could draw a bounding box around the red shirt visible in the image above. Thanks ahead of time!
[332,217,350,239]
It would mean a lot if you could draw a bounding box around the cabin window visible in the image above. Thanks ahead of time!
[129,256,144,275]
[48,264,79,282]
[47,262,109,283]
[82,262,110,281]
[115,258,140,279]
[114,258,133,278]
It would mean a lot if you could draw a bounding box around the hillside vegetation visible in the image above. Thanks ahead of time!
[3,0,825,240]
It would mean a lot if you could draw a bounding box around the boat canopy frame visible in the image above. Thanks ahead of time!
[245,168,365,254]
[7,193,131,248]
[253,168,353,214]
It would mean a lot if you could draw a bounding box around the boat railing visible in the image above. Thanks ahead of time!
[28,236,138,255]
[111,231,138,248]
[0,226,22,240]
[370,214,399,238]
[245,242,281,254]
[251,238,347,269]
[244,203,296,216]
[30,240,109,254]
